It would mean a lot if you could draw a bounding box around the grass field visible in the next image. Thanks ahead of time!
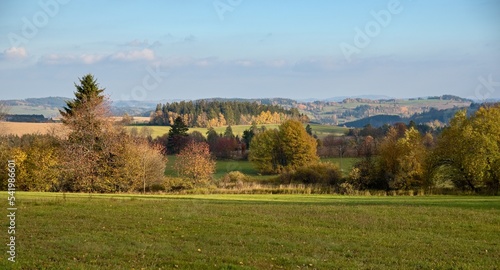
[2,192,499,269]
[165,157,358,180]
[2,121,346,139]
[128,123,347,139]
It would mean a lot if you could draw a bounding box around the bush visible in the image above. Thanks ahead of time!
[338,182,356,195]
[283,162,342,185]
[164,177,195,192]
[219,171,250,188]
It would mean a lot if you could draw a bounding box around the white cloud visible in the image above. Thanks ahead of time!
[80,54,105,64]
[122,39,162,48]
[39,54,77,65]
[110,48,155,61]
[39,49,156,65]
[3,47,28,60]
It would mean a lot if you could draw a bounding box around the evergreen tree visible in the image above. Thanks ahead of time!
[60,74,105,119]
[167,116,189,154]
[224,125,235,138]
[306,124,313,136]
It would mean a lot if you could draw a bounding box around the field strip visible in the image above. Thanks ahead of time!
[6,192,500,208]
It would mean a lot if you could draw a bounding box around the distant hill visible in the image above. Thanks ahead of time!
[1,95,481,126]
[2,97,70,108]
[342,105,481,128]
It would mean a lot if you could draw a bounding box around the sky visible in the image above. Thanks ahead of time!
[0,0,499,102]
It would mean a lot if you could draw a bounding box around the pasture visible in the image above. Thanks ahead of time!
[1,120,347,139]
[128,123,348,139]
[165,157,359,180]
[2,193,499,269]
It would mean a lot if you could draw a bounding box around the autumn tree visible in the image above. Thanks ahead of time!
[116,137,167,193]
[377,127,428,190]
[174,141,216,184]
[249,120,319,174]
[18,135,61,191]
[60,74,166,193]
[59,74,116,192]
[430,105,500,193]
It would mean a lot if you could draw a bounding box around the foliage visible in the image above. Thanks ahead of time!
[242,125,256,149]
[56,74,167,193]
[163,177,195,192]
[218,171,251,189]
[59,74,105,119]
[174,141,216,184]
[150,99,305,127]
[348,157,381,190]
[378,127,428,190]
[58,75,118,192]
[115,138,167,193]
[430,105,500,193]
[283,162,342,185]
[15,135,61,191]
[249,120,319,174]
[166,116,189,154]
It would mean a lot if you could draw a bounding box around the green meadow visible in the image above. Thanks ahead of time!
[2,193,499,269]
[164,157,359,180]
[128,123,347,139]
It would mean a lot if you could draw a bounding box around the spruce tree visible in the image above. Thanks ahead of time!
[60,74,105,119]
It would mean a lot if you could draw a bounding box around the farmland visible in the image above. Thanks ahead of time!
[2,193,499,269]
[128,123,347,139]
[0,121,347,139]
[0,122,63,136]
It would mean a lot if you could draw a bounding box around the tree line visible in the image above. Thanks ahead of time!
[245,106,499,194]
[149,99,307,127]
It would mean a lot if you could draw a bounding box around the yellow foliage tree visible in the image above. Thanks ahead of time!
[174,141,216,184]
[250,120,318,174]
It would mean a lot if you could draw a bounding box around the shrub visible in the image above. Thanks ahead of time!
[164,177,195,192]
[284,162,342,185]
[338,182,355,195]
[220,171,250,187]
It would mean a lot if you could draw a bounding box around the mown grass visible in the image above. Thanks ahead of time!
[2,193,499,269]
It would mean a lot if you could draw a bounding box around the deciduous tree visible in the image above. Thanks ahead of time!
[174,141,216,184]
[430,105,500,193]
[249,120,319,174]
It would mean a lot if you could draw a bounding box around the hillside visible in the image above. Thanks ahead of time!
[295,95,472,125]
[1,95,476,127]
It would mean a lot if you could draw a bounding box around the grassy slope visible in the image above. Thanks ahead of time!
[3,193,499,269]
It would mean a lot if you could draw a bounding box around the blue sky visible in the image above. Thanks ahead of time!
[0,0,499,101]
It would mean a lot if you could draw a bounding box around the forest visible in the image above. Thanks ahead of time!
[149,99,306,127]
